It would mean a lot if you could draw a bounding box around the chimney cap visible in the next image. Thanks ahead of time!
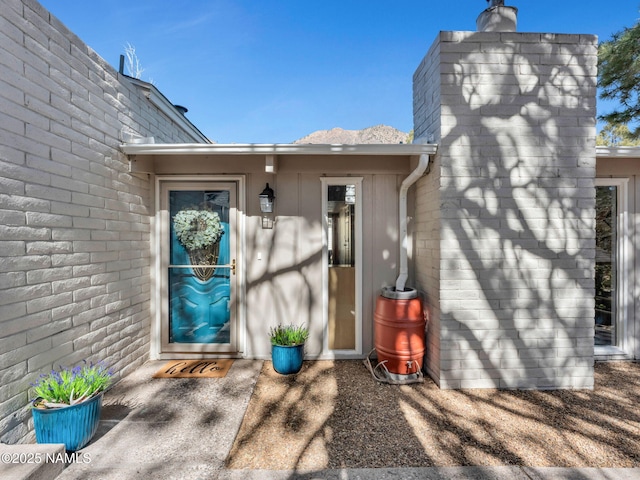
[478,1,517,32]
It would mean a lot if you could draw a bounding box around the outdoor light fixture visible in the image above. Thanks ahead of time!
[259,183,275,213]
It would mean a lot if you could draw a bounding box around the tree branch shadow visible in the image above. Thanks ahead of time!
[225,360,640,476]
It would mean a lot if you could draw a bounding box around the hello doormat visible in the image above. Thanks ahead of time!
[152,360,234,379]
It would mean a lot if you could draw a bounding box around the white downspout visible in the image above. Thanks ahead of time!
[395,147,431,292]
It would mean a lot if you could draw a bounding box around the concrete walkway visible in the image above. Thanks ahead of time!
[24,360,640,479]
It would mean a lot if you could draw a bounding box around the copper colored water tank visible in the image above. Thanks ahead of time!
[374,287,426,375]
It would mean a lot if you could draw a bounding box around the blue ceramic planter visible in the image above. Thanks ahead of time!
[272,344,305,375]
[32,393,103,452]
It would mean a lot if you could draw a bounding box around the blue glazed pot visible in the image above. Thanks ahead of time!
[32,393,103,452]
[272,344,305,375]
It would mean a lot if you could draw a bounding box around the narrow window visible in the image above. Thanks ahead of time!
[322,178,362,355]
[595,185,617,346]
[594,178,628,353]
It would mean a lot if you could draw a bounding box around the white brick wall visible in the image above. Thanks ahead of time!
[413,31,597,389]
[0,0,205,443]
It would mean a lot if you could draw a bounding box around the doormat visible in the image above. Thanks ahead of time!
[152,359,234,379]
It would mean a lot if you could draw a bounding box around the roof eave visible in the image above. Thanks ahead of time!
[125,77,211,144]
[119,142,438,157]
[596,146,640,158]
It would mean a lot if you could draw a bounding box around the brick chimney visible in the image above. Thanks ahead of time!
[412,3,598,389]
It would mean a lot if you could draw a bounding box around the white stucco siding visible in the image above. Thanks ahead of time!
[242,171,407,359]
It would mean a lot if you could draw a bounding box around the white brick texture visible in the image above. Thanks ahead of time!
[413,31,597,389]
[0,0,205,443]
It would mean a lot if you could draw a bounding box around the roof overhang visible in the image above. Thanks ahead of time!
[120,142,439,174]
[120,142,438,157]
[596,146,640,158]
[125,77,211,144]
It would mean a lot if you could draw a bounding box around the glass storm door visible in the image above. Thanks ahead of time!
[594,178,630,353]
[160,181,238,353]
[322,178,362,355]
[595,185,617,346]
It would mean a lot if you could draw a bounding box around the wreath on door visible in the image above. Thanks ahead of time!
[173,208,224,281]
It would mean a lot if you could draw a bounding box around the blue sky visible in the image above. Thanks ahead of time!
[39,0,640,144]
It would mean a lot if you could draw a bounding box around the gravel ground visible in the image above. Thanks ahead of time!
[226,361,640,471]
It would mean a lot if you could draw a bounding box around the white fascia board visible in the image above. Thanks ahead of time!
[126,77,210,144]
[596,146,640,158]
[146,89,208,143]
[120,142,438,156]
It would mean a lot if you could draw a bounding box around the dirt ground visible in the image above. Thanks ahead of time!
[226,361,640,471]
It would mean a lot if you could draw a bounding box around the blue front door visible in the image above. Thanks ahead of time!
[160,181,238,354]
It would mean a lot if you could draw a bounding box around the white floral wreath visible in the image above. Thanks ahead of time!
[173,208,224,251]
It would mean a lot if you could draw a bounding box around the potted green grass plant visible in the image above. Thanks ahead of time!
[269,324,309,375]
[30,361,113,451]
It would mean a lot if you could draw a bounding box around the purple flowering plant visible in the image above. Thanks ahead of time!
[30,361,113,409]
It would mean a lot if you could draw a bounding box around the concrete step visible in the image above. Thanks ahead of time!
[0,444,67,480]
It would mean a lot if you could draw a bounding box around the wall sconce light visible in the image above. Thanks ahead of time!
[259,183,275,213]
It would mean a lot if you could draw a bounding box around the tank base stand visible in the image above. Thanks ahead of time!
[363,349,424,385]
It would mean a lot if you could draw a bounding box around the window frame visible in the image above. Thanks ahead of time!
[594,177,630,357]
[320,177,363,357]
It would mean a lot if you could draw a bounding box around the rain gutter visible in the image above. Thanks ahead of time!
[395,138,434,292]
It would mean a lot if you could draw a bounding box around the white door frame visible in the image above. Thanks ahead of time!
[153,175,246,359]
[594,177,630,358]
[321,177,363,357]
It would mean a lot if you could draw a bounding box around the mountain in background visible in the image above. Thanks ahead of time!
[293,124,410,144]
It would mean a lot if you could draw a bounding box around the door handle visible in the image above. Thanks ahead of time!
[169,259,235,275]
